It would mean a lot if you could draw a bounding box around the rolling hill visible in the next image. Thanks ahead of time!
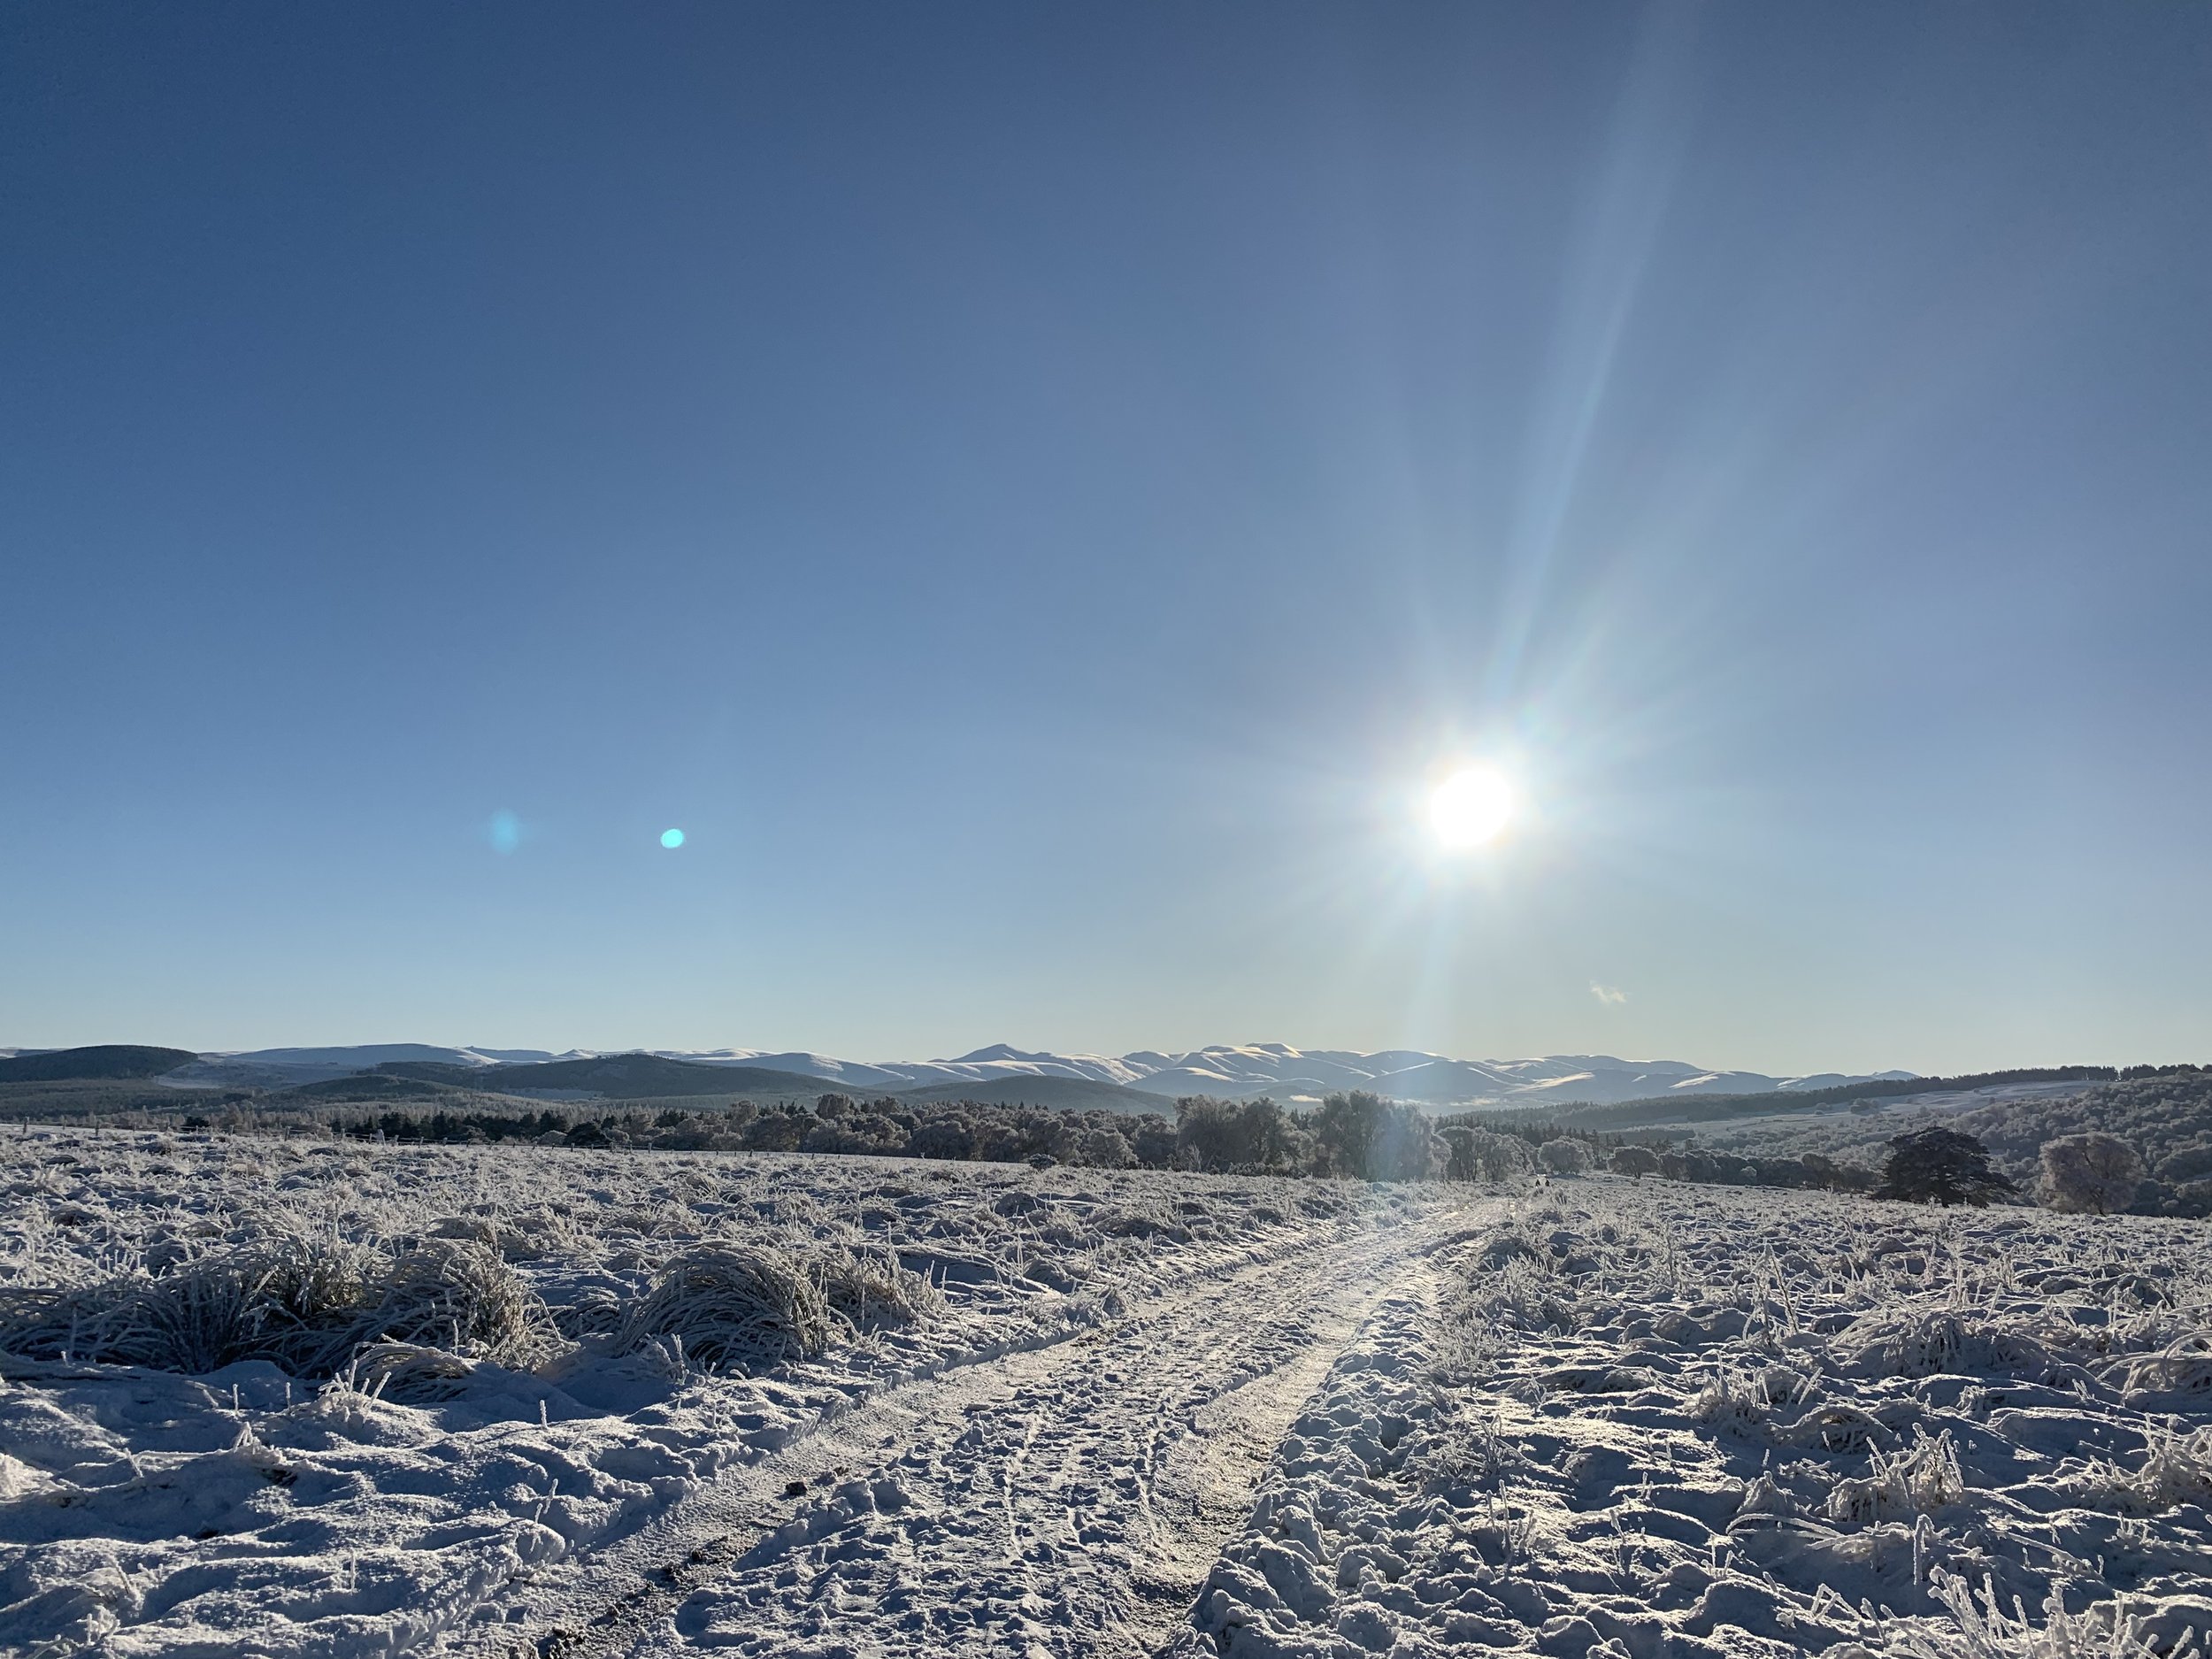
[0,1046,198,1083]
[472,1053,834,1102]
[263,1073,486,1105]
[22,1040,1930,1112]
[892,1076,1177,1115]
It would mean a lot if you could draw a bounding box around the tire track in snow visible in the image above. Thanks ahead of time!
[486,1207,1469,1659]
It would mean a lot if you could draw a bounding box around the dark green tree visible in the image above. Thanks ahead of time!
[1875,1127,2018,1207]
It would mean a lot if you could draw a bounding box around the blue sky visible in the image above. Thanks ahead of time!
[4,4,2208,1072]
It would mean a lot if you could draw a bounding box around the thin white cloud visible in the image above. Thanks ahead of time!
[1590,983,1628,1007]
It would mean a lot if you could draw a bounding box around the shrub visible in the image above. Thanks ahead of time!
[741,1110,807,1153]
[1609,1145,1661,1179]
[1475,1131,1535,1182]
[1797,1152,1875,1193]
[2039,1133,2146,1215]
[1127,1116,1179,1169]
[1875,1127,2018,1207]
[1438,1127,1479,1180]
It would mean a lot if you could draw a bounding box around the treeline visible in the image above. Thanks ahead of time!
[1516,1063,2207,1132]
[234,1089,1875,1194]
[180,1086,2211,1217]
[1601,1143,1876,1193]
[310,1096,1173,1167]
[307,1092,1457,1178]
[224,1089,1583,1183]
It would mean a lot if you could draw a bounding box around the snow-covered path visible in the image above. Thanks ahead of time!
[482,1205,1471,1659]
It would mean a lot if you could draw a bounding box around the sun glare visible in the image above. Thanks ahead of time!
[1428,765,1516,849]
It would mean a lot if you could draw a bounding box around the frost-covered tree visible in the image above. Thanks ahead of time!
[1174,1096,1298,1172]
[2039,1133,2145,1215]
[1478,1132,1535,1182]
[1439,1126,1480,1182]
[1538,1137,1594,1175]
[906,1115,976,1161]
[1875,1127,2017,1207]
[1309,1092,1438,1180]
[1609,1145,1661,1179]
[1079,1126,1137,1170]
[1440,1127,1533,1183]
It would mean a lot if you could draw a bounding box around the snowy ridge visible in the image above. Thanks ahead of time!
[161,1042,1915,1108]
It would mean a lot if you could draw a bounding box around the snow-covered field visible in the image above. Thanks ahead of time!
[4,1131,2208,1658]
[1192,1184,2211,1657]
[0,1128,1440,1656]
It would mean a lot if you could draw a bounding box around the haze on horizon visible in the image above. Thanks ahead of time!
[4,5,2208,1078]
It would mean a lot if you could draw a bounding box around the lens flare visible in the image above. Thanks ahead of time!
[660,827,685,849]
[1428,766,1516,849]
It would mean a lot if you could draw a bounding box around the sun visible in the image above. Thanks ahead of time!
[1428,764,1517,849]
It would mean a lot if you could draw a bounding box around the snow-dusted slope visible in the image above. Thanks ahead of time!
[670,1045,1159,1091]
[154,1041,1911,1107]
[160,1045,565,1089]
[645,1045,1913,1109]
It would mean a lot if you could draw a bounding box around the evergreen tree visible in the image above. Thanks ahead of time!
[1875,1126,2017,1207]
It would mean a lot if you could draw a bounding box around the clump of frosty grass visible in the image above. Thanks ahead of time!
[0,1233,556,1380]
[818,1244,946,1333]
[363,1237,558,1366]
[343,1339,488,1402]
[1,1225,944,1386]
[615,1240,942,1373]
[1891,1569,2204,1659]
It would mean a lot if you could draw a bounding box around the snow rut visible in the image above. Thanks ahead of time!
[496,1213,1460,1659]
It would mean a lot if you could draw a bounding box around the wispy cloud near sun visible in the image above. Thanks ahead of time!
[1590,983,1629,1007]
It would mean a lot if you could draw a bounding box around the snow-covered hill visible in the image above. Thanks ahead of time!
[159,1041,1912,1108]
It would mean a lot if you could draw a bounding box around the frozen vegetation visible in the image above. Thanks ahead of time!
[1676,1074,2212,1219]
[0,1126,1428,1655]
[1,1127,2206,1657]
[1189,1183,2210,1657]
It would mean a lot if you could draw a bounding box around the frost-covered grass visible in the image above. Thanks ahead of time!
[15,1130,2208,1659]
[1189,1179,2211,1658]
[0,1125,1375,1656]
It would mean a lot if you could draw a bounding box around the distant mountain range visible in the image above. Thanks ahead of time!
[1,1041,1915,1110]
